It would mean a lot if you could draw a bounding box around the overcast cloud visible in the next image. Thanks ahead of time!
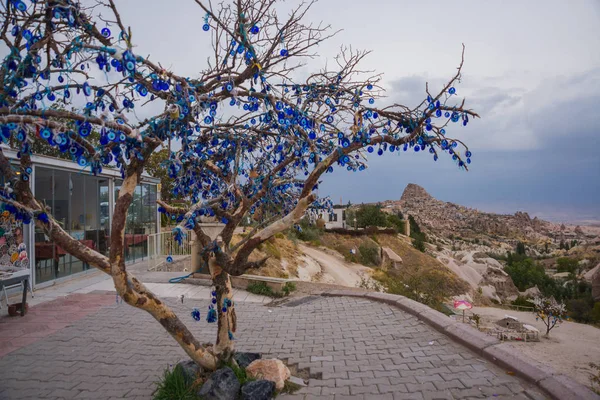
[114,0,600,222]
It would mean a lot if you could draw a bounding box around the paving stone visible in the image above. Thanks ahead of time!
[322,386,349,395]
[0,294,551,400]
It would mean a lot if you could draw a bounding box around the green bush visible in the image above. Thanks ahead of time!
[386,214,405,233]
[567,299,594,323]
[512,296,533,308]
[246,281,278,297]
[153,365,199,400]
[359,204,388,227]
[504,258,549,292]
[359,243,381,266]
[556,257,579,274]
[291,219,322,243]
[281,282,296,296]
[246,281,295,298]
[412,235,426,252]
[591,303,600,323]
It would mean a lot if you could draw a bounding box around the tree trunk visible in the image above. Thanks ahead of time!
[109,171,219,369]
[209,258,237,361]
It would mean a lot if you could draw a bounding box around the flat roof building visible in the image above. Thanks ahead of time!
[1,146,160,289]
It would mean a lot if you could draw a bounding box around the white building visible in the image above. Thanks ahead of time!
[324,206,348,229]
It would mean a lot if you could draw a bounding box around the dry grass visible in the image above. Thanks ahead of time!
[375,234,469,296]
[230,234,303,278]
[318,233,379,264]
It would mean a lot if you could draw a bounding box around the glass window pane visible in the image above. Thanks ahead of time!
[34,167,54,283]
[83,177,99,270]
[52,169,71,279]
[99,179,110,255]
[69,173,85,276]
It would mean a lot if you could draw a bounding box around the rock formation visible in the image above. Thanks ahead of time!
[387,183,597,248]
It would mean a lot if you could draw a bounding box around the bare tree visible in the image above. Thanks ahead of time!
[0,0,478,369]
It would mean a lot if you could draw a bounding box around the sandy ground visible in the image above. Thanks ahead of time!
[470,306,600,389]
[297,244,372,287]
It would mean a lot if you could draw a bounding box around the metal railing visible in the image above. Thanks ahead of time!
[147,231,192,271]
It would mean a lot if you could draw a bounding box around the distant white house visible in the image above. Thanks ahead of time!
[324,206,348,229]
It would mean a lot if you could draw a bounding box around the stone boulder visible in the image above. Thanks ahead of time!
[246,359,290,390]
[240,380,276,400]
[381,247,402,269]
[197,367,240,400]
[234,352,262,369]
[176,360,202,383]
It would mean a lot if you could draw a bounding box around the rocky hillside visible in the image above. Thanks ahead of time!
[385,183,600,249]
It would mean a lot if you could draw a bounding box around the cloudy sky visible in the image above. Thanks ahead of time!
[115,0,600,223]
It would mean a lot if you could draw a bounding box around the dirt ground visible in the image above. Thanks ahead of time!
[470,306,600,389]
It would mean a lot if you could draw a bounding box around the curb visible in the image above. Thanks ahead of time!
[321,290,600,400]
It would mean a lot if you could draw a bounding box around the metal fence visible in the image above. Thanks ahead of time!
[147,230,192,271]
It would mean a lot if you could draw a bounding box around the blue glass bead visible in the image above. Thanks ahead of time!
[444,112,450,118]
[211,291,217,297]
[367,146,374,153]
[77,157,87,166]
[64,89,70,98]
[206,308,217,323]
[466,158,471,164]
[435,109,442,117]
[440,128,446,135]
[137,85,148,96]
[101,27,111,37]
[448,87,456,95]
[40,128,51,139]
[280,49,288,57]
[202,24,210,31]
[47,92,56,101]
[166,255,173,263]
[465,150,472,157]
[377,148,383,156]
[13,0,26,12]
[369,98,374,104]
[367,84,373,90]
[191,308,201,321]
[414,146,420,152]
[250,25,259,34]
[82,82,91,96]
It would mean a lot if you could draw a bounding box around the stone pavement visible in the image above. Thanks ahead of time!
[2,267,270,317]
[0,293,115,357]
[0,293,548,399]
